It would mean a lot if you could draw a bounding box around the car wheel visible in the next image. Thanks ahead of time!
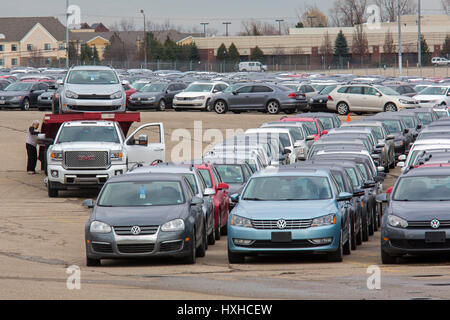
[214,100,227,114]
[384,103,397,112]
[228,246,245,264]
[356,213,363,246]
[174,108,182,112]
[350,215,357,251]
[343,219,352,255]
[336,102,349,115]
[86,257,101,267]
[196,224,207,258]
[381,249,398,264]
[328,230,343,262]
[368,207,375,236]
[362,207,369,242]
[220,219,227,236]
[184,230,196,264]
[22,98,30,111]
[266,100,280,114]
[207,223,216,245]
[214,212,221,241]
[48,183,58,198]
[158,99,166,111]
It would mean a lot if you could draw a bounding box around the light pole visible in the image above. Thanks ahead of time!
[140,9,147,68]
[417,0,422,68]
[200,22,209,37]
[66,0,69,68]
[398,0,402,76]
[307,15,316,27]
[223,22,231,36]
[275,19,284,35]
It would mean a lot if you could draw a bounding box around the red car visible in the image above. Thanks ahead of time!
[279,116,327,140]
[123,84,137,107]
[195,163,230,241]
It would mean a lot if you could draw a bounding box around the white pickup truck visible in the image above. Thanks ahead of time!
[42,113,165,197]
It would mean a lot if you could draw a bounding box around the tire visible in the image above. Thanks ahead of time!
[158,99,166,111]
[184,230,196,264]
[328,230,343,262]
[356,213,363,246]
[343,219,352,255]
[381,249,398,264]
[336,102,349,115]
[284,109,295,114]
[214,212,221,241]
[350,215,357,251]
[196,225,206,258]
[384,103,397,112]
[22,98,30,111]
[214,100,228,114]
[228,247,245,264]
[207,224,216,245]
[48,183,58,198]
[220,220,227,236]
[374,206,379,232]
[86,257,101,267]
[368,207,375,236]
[266,100,280,114]
[362,207,369,242]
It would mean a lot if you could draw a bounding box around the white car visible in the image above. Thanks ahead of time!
[238,61,267,72]
[413,86,450,108]
[173,81,228,111]
[399,143,450,170]
[431,57,450,66]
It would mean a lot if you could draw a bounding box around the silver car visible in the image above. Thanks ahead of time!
[58,66,126,113]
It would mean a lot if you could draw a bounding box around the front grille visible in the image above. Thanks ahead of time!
[245,240,317,249]
[407,220,450,229]
[117,244,155,253]
[64,151,109,169]
[251,219,312,230]
[159,240,183,252]
[77,94,112,100]
[391,239,450,250]
[68,105,121,112]
[92,243,113,253]
[114,225,159,236]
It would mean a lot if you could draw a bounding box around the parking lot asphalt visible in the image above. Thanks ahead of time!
[1,110,450,299]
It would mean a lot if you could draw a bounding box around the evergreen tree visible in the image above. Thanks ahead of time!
[420,35,432,66]
[79,44,92,64]
[146,32,164,61]
[164,36,178,61]
[92,45,100,64]
[188,43,200,62]
[217,43,228,62]
[103,32,127,63]
[227,43,240,63]
[441,35,450,58]
[68,42,78,63]
[250,46,264,62]
[295,22,304,28]
[333,30,349,67]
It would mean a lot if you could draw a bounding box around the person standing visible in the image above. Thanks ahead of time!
[26,120,40,174]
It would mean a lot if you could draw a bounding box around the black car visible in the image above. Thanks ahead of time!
[0,81,48,110]
[299,112,341,130]
[401,107,439,126]
[385,84,417,97]
[128,82,187,111]
[83,173,207,266]
[37,84,58,111]
[307,85,338,112]
[379,166,450,264]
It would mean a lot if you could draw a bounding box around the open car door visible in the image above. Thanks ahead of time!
[124,122,165,169]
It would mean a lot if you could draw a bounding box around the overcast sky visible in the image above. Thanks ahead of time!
[0,0,445,35]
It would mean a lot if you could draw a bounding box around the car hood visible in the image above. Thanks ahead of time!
[414,95,444,101]
[176,91,211,98]
[311,94,328,101]
[51,141,122,151]
[0,91,28,97]
[93,204,188,226]
[131,92,161,99]
[234,200,336,219]
[65,83,122,95]
[390,201,450,221]
[227,183,245,195]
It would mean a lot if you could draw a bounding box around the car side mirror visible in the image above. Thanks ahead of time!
[398,154,406,161]
[377,166,385,173]
[232,91,238,95]
[404,128,409,134]
[337,192,353,201]
[353,188,365,197]
[294,141,302,148]
[376,143,385,148]
[57,79,63,85]
[386,134,395,140]
[306,135,315,141]
[218,182,229,190]
[283,148,292,154]
[137,134,148,146]
[376,92,382,97]
[417,124,422,129]
[230,193,239,203]
[82,199,95,208]
[191,196,203,206]
[204,188,216,196]
[386,187,393,194]
[363,180,376,188]
[321,130,328,135]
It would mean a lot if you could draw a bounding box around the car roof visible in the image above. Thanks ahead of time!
[106,173,184,183]
[401,166,450,177]
[252,167,329,178]
[128,164,198,175]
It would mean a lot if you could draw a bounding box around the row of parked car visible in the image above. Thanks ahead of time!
[2,66,450,115]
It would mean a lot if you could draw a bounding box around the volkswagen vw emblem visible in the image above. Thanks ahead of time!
[430,219,440,229]
[277,219,287,229]
[130,226,141,235]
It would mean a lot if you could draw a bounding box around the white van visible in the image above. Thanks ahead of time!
[239,61,267,72]
[431,57,450,66]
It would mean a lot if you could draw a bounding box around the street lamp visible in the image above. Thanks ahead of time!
[140,9,147,68]
[200,22,209,37]
[223,22,231,36]
[275,19,284,35]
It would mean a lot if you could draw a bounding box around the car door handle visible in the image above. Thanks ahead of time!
[153,148,164,151]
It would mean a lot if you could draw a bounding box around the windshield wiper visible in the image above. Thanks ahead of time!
[242,197,265,201]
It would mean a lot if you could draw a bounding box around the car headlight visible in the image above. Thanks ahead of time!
[394,140,404,146]
[110,151,123,161]
[50,151,63,160]
[311,214,336,227]
[90,221,112,233]
[195,96,205,100]
[398,99,409,104]
[148,97,155,101]
[230,214,253,228]
[161,219,185,232]
[387,215,408,228]
[310,98,314,103]
[110,91,123,99]
[65,90,78,99]
[12,96,22,100]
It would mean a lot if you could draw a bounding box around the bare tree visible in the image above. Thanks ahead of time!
[442,0,450,14]
[383,29,395,64]
[319,31,334,65]
[352,24,369,65]
[329,0,368,27]
[297,5,329,27]
[239,20,279,36]
[374,0,417,22]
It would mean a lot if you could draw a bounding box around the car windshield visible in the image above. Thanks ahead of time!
[185,83,213,92]
[419,86,448,95]
[435,110,448,118]
[399,116,416,128]
[318,117,334,130]
[4,82,34,91]
[301,121,318,134]
[198,169,213,188]
[381,120,402,133]
[377,86,400,95]
[345,168,359,188]
[141,83,166,92]
[319,85,337,94]
[56,126,120,143]
[393,176,450,201]
[242,176,332,201]
[215,165,244,184]
[67,70,119,84]
[132,82,150,91]
[419,131,450,139]
[416,112,433,124]
[184,174,198,194]
[98,181,185,206]
[224,84,241,92]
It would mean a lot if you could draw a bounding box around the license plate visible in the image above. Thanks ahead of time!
[0,100,5,104]
[271,232,292,243]
[425,232,446,243]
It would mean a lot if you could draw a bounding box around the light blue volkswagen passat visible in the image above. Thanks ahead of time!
[227,168,353,263]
